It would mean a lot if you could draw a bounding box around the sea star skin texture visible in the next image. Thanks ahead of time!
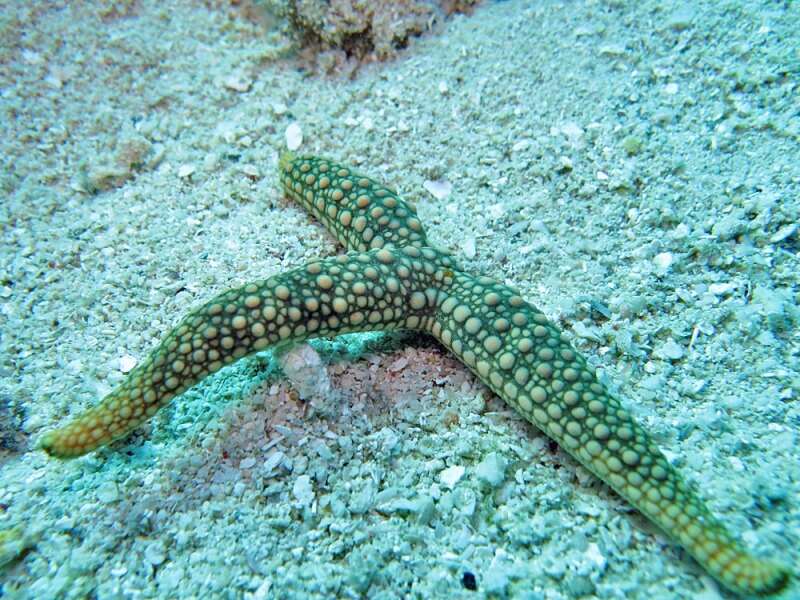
[41,155,789,596]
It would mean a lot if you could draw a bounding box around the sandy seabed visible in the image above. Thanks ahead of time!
[1,1,798,598]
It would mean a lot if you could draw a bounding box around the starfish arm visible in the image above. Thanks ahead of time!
[40,246,451,457]
[430,269,789,596]
[279,153,430,252]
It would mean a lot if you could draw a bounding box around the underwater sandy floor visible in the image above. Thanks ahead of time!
[1,1,798,598]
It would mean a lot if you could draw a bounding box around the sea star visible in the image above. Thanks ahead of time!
[41,154,790,596]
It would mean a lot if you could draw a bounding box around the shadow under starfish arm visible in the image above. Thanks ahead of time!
[40,154,791,596]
